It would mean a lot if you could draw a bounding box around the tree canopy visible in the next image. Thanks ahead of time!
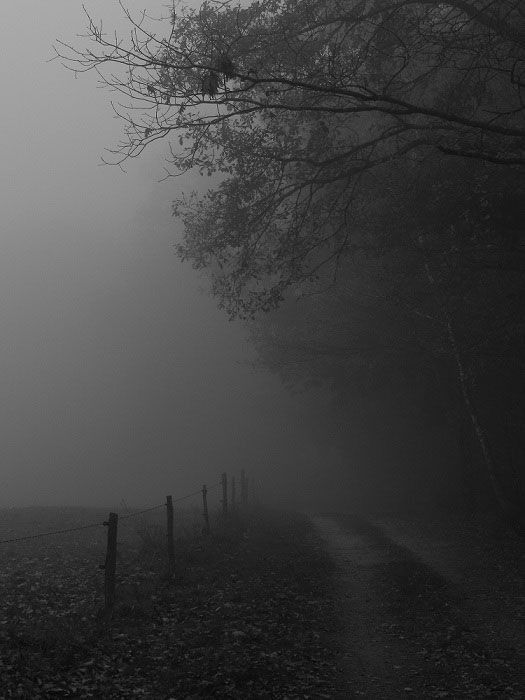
[57,0,524,316]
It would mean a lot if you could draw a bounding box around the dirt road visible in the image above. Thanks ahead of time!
[312,514,524,699]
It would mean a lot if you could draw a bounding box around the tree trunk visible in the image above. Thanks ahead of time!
[422,259,524,533]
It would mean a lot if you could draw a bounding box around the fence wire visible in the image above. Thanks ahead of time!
[118,503,165,521]
[0,520,104,545]
[0,481,222,545]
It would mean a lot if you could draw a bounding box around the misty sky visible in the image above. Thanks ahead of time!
[0,1,330,508]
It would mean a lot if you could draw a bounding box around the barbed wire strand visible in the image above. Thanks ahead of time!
[173,488,206,503]
[118,503,165,521]
[0,482,223,545]
[0,520,104,545]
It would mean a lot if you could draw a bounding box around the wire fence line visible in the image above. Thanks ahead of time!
[0,481,223,545]
[0,520,105,545]
[0,472,253,617]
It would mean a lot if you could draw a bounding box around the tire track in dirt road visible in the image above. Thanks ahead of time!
[372,515,525,665]
[311,514,524,699]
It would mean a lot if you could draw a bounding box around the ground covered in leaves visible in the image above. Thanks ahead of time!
[0,507,343,698]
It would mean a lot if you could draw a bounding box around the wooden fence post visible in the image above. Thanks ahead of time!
[241,469,248,506]
[202,485,210,535]
[103,512,118,616]
[221,472,228,517]
[231,476,236,511]
[166,495,175,573]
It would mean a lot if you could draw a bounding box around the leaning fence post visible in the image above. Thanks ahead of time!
[241,469,248,506]
[231,476,236,511]
[166,495,175,573]
[202,485,210,535]
[103,512,118,616]
[221,472,228,516]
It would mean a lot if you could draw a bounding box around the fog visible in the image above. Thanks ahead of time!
[3,2,511,519]
[0,1,340,508]
[0,3,523,696]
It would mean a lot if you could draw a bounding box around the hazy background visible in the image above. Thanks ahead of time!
[0,1,339,508]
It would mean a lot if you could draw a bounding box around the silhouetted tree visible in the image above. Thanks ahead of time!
[57,0,524,315]
[59,0,525,527]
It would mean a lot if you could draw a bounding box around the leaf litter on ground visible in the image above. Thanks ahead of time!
[0,507,344,698]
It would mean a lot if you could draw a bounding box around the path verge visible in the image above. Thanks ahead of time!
[312,513,524,699]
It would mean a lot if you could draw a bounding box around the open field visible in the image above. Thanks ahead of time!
[0,507,342,698]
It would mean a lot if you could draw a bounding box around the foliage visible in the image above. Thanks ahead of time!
[250,153,525,516]
[58,0,525,521]
[56,0,525,316]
